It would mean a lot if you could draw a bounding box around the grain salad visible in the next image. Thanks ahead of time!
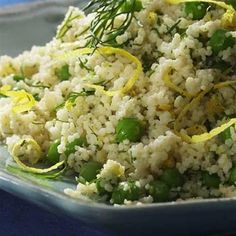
[0,0,236,205]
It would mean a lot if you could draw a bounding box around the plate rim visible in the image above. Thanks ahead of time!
[1,0,236,219]
[1,166,236,212]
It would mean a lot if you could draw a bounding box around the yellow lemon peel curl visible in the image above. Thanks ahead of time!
[11,138,64,174]
[0,85,36,113]
[56,47,142,97]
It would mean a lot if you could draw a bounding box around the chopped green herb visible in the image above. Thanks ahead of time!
[33,94,41,101]
[64,136,88,157]
[167,19,182,34]
[56,64,71,81]
[148,180,170,202]
[66,90,95,105]
[229,167,236,184]
[202,171,220,188]
[160,168,184,188]
[208,29,235,55]
[111,181,141,204]
[13,75,25,82]
[55,90,95,110]
[219,126,232,142]
[78,58,93,71]
[205,56,233,73]
[141,53,156,73]
[96,178,108,195]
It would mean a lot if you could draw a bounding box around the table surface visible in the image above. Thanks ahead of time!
[0,0,110,235]
[0,190,111,236]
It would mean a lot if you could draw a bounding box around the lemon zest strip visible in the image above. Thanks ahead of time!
[174,86,212,133]
[163,69,192,98]
[11,139,65,174]
[214,80,236,89]
[57,47,142,96]
[0,85,36,113]
[191,118,236,143]
[165,0,236,27]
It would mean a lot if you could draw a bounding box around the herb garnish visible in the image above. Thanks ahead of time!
[78,58,93,72]
[56,8,82,40]
[83,0,143,48]
[55,89,95,110]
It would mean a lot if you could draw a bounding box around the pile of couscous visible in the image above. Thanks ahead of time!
[0,0,236,205]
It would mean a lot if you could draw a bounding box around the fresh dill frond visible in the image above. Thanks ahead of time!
[66,91,94,104]
[56,8,83,40]
[84,0,143,48]
[55,89,95,110]
[167,19,182,35]
[78,58,93,72]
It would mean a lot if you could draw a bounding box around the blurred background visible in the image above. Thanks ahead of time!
[0,0,81,56]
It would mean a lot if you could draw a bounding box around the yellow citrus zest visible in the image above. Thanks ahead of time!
[11,138,65,174]
[163,68,192,98]
[174,79,236,143]
[56,47,143,97]
[0,85,36,113]
[191,118,236,143]
[174,86,212,142]
[214,80,236,89]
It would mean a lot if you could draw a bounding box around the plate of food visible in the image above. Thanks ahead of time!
[0,0,236,235]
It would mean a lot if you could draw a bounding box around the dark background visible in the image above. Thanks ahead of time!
[0,189,110,236]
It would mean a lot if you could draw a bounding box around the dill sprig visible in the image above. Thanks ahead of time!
[84,0,143,48]
[56,8,82,40]
[55,89,95,110]
[78,58,94,72]
[66,90,95,104]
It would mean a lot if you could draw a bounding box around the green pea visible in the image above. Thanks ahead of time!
[13,75,25,82]
[121,0,143,13]
[184,2,209,20]
[116,117,144,143]
[219,126,232,142]
[208,29,235,55]
[96,178,107,195]
[80,161,102,182]
[64,137,88,157]
[226,0,236,10]
[160,168,184,188]
[202,171,220,188]
[111,181,141,204]
[56,64,71,81]
[47,140,61,164]
[229,167,236,185]
[148,180,170,202]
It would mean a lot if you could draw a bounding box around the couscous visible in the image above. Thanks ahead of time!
[0,0,236,205]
